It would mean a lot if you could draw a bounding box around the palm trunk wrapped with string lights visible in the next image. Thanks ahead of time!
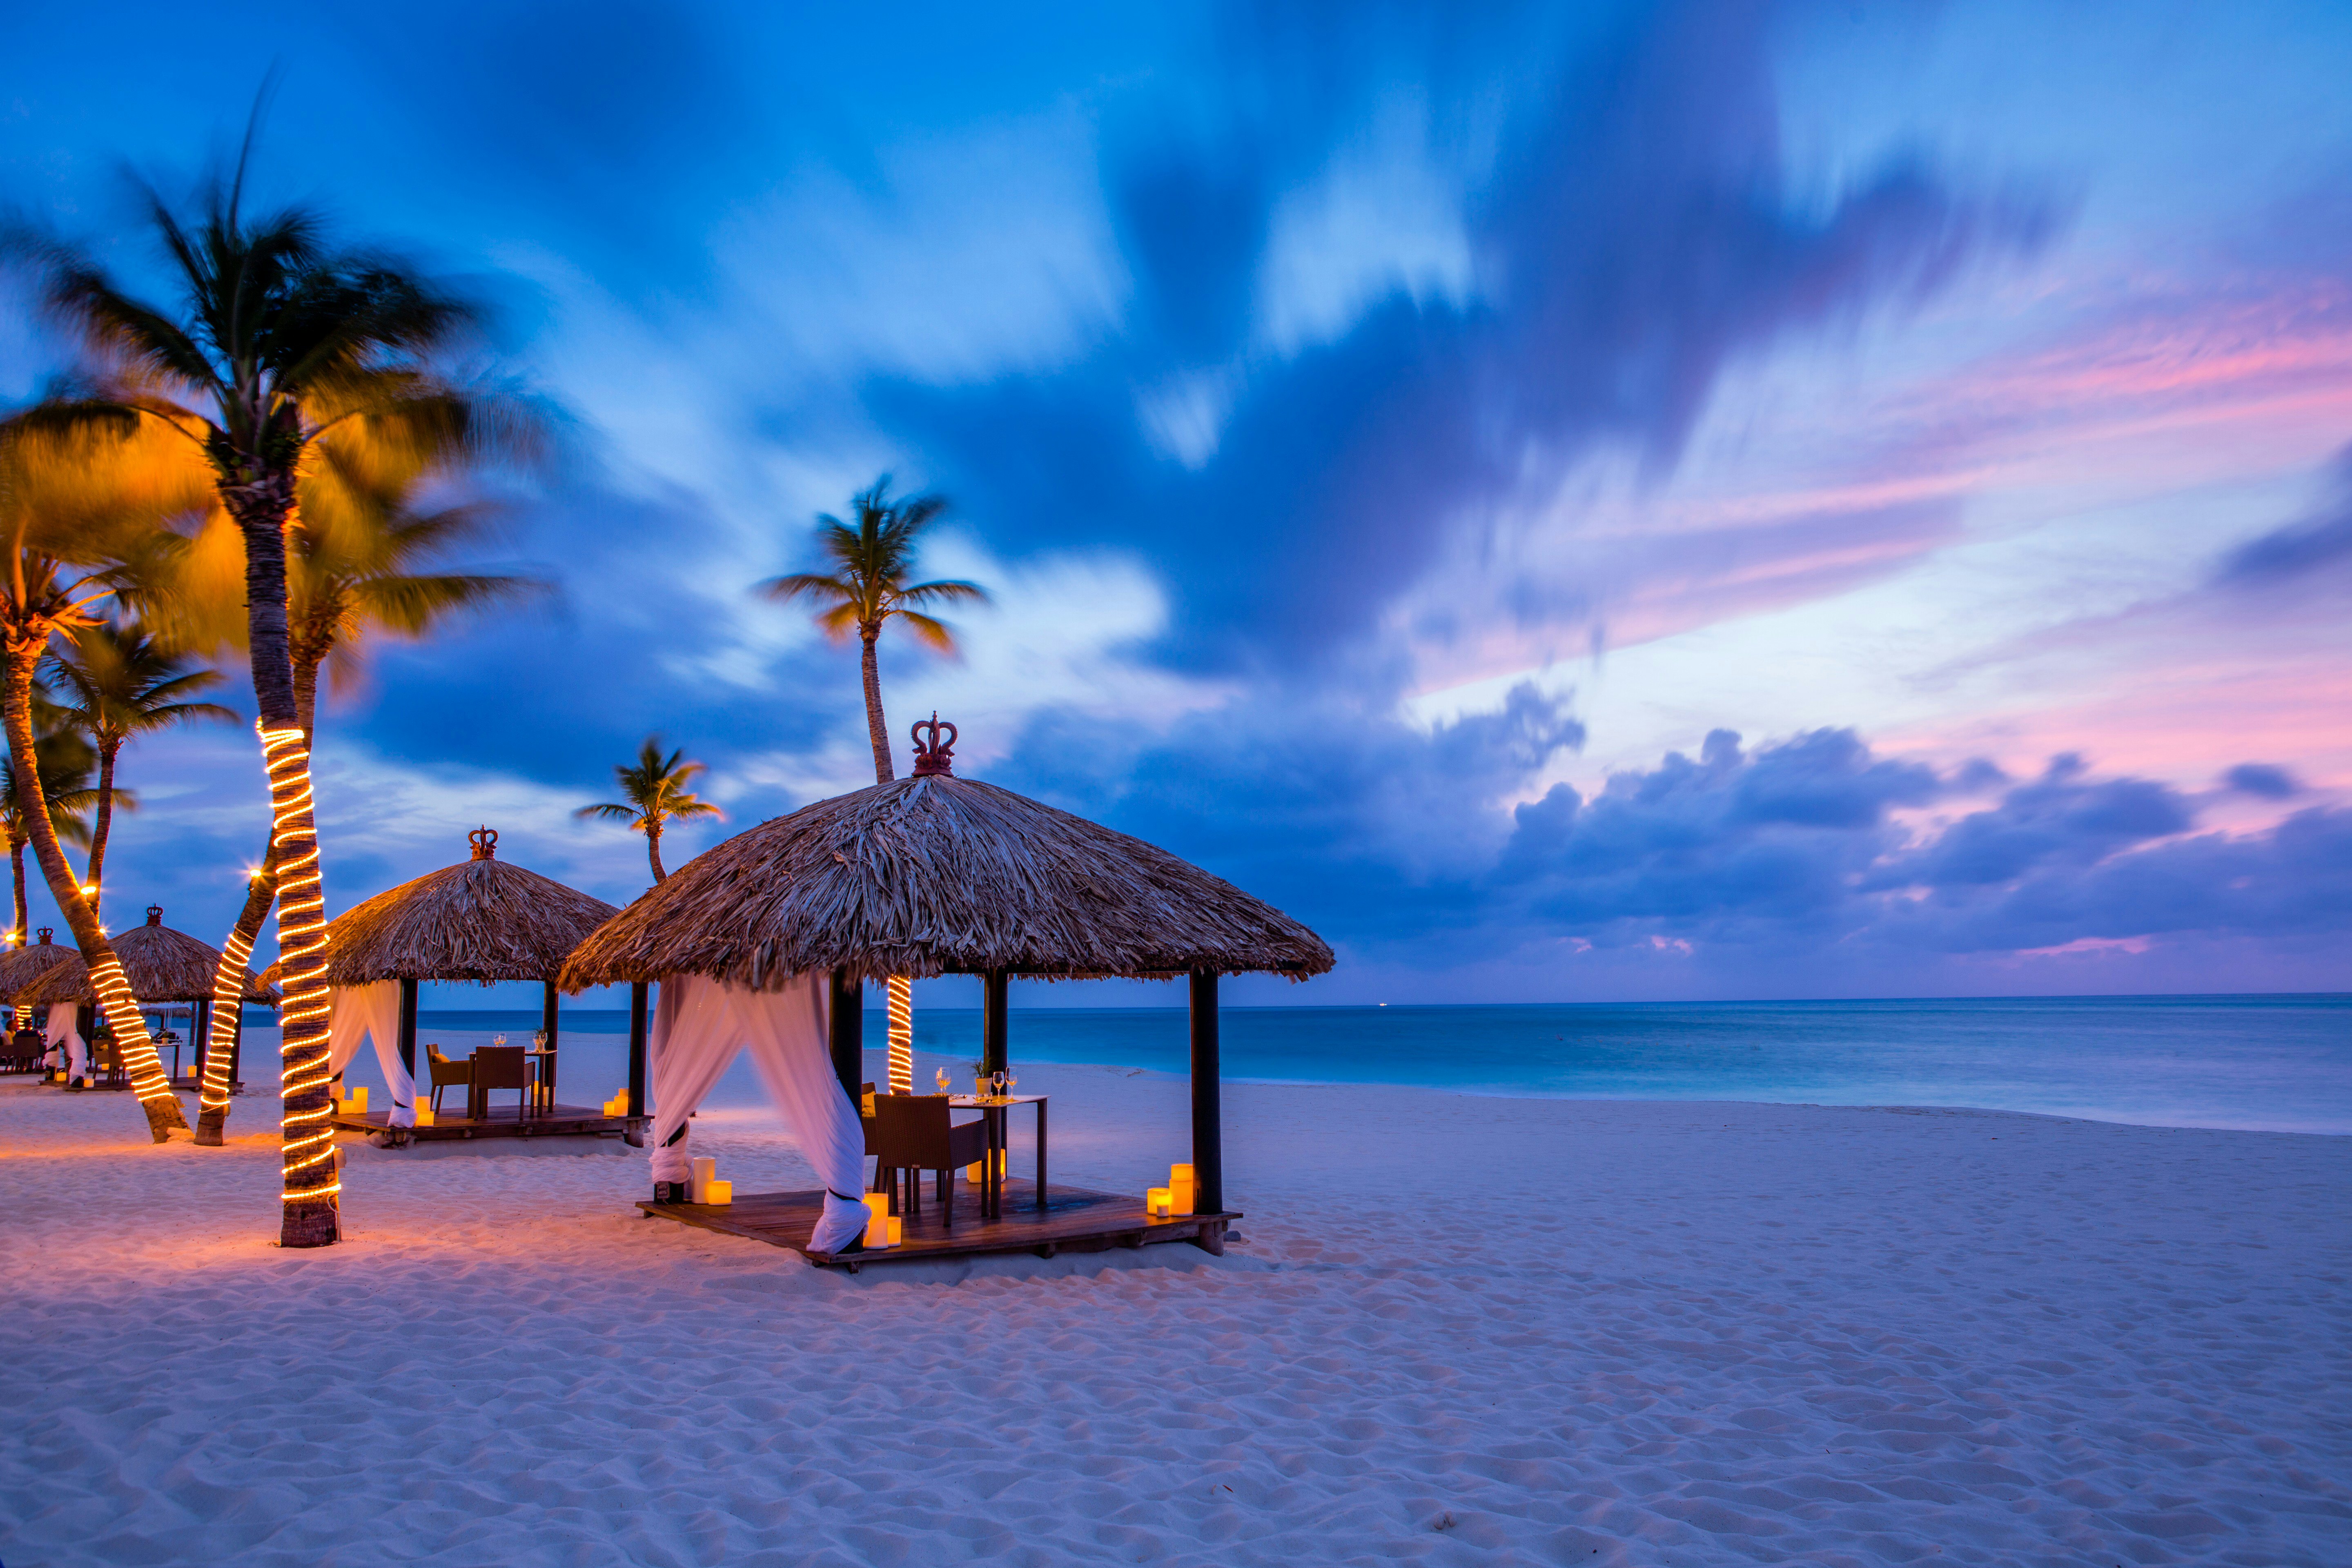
[886,974,913,1093]
[194,845,278,1146]
[260,720,338,1242]
[0,635,186,1140]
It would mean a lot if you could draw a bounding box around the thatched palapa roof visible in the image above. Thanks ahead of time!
[0,927,78,1004]
[312,827,621,985]
[16,906,278,1006]
[559,717,1332,992]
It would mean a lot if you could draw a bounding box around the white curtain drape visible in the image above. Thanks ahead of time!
[649,972,866,1253]
[46,1005,83,1079]
[45,1005,83,1079]
[327,982,415,1128]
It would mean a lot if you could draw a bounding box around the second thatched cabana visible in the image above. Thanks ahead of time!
[306,827,623,1135]
[559,715,1332,1265]
[16,906,278,1084]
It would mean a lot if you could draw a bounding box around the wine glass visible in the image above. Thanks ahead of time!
[991,1070,1007,1099]
[935,1065,951,1094]
[1004,1069,1018,1098]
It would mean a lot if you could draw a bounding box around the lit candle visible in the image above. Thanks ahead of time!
[706,1180,733,1205]
[1147,1187,1172,1218]
[690,1156,715,1204]
[1169,1164,1196,1215]
[414,1107,435,1127]
[864,1194,891,1248]
[349,1086,368,1112]
[887,1217,903,1247]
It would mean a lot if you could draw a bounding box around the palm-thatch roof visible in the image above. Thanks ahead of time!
[310,827,621,985]
[0,927,78,1004]
[558,735,1332,992]
[16,906,278,1006]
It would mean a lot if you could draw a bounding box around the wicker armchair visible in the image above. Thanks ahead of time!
[469,1045,528,1120]
[426,1045,472,1116]
[868,1094,988,1229]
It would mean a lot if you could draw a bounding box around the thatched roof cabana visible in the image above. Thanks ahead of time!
[17,906,277,1006]
[558,759,1333,991]
[314,827,621,987]
[0,927,77,1004]
[562,715,1327,1247]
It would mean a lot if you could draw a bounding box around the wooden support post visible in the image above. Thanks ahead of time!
[829,969,863,1101]
[192,998,210,1083]
[397,979,419,1091]
[627,982,649,1118]
[982,969,1009,1077]
[541,979,559,1105]
[1189,970,1222,1215]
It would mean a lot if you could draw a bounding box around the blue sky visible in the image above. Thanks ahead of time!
[3,1,2349,1007]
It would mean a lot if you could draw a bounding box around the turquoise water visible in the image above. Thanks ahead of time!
[329,994,2352,1136]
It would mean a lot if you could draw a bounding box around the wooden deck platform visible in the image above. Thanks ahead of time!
[637,1180,1237,1271]
[332,1102,645,1143]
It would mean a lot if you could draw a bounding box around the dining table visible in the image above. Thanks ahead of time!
[949,1093,1047,1218]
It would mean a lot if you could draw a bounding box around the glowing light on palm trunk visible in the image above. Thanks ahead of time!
[886,975,913,1093]
[197,924,255,1120]
[261,723,339,1214]
[88,952,176,1107]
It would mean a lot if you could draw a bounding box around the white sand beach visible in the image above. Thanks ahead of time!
[3,1063,2346,1567]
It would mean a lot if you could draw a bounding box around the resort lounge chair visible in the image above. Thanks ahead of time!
[426,1046,472,1117]
[469,1046,529,1120]
[869,1094,987,1230]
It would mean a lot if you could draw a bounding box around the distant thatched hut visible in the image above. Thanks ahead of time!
[0,927,77,1007]
[308,828,621,1118]
[561,715,1332,1217]
[15,906,278,1084]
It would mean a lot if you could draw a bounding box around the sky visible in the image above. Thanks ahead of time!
[1,0,2348,1008]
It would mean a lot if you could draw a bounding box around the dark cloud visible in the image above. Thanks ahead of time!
[2214,441,2352,588]
[880,0,2052,676]
[2224,763,2300,800]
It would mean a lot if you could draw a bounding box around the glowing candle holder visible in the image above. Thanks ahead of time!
[887,1216,903,1247]
[864,1194,891,1248]
[1147,1187,1173,1218]
[690,1156,716,1204]
[706,1180,733,1205]
[414,1106,436,1128]
[1169,1164,1196,1216]
[346,1086,368,1112]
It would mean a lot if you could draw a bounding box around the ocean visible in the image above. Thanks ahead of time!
[305,993,2352,1136]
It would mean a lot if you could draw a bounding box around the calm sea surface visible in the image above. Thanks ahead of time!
[309,994,2352,1136]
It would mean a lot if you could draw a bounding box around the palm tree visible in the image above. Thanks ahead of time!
[140,447,546,1147]
[576,737,722,884]
[36,141,539,1239]
[758,477,987,1093]
[45,620,238,921]
[757,477,988,782]
[1,718,101,952]
[0,404,202,1141]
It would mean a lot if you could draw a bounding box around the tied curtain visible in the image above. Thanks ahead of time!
[44,1005,83,1079]
[650,972,866,1253]
[326,982,416,1128]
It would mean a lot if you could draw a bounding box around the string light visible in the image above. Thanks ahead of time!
[87,949,178,1113]
[261,723,341,1216]
[197,922,256,1121]
[887,975,913,1094]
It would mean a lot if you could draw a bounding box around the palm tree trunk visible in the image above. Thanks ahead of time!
[193,839,278,1146]
[222,470,337,1245]
[648,824,666,884]
[87,739,118,923]
[862,627,894,784]
[195,646,317,1148]
[9,833,25,947]
[2,637,185,1139]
